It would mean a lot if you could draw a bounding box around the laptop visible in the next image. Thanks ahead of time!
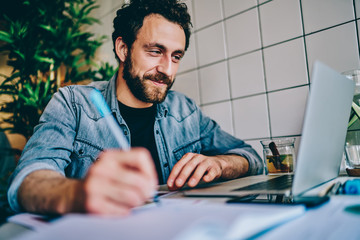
[184,61,355,199]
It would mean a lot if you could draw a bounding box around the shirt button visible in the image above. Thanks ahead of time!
[79,149,84,155]
[163,163,168,168]
[156,130,159,134]
[124,131,128,135]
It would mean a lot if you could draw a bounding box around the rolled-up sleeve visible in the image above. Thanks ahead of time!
[198,107,264,176]
[7,87,77,212]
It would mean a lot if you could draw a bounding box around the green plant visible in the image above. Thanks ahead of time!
[92,62,118,82]
[0,0,115,139]
[348,103,360,129]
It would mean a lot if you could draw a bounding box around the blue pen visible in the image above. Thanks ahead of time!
[90,89,159,203]
[90,89,130,150]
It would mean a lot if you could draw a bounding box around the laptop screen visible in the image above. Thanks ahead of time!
[292,61,355,196]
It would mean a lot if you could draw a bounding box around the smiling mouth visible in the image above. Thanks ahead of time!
[144,72,172,87]
[149,79,167,86]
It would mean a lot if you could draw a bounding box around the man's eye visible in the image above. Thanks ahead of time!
[172,55,182,63]
[149,50,161,56]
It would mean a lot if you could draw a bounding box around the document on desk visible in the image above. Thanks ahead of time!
[256,196,360,240]
[14,199,305,240]
[7,213,59,230]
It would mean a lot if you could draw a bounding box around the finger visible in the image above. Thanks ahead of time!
[95,149,158,196]
[105,148,158,187]
[187,158,222,187]
[106,184,146,208]
[173,155,204,189]
[89,160,156,202]
[167,153,196,188]
[99,175,151,207]
[85,195,131,216]
[202,166,220,183]
[85,172,149,211]
[113,167,155,200]
[186,161,210,187]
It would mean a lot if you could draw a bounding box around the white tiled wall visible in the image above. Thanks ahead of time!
[225,8,261,57]
[171,0,360,157]
[92,0,360,158]
[199,61,230,104]
[260,0,303,47]
[196,23,227,66]
[87,0,125,67]
[229,51,265,98]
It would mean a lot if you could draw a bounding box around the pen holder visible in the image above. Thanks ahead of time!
[260,138,296,175]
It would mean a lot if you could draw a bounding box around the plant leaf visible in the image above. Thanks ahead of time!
[38,24,56,34]
[0,31,13,44]
[352,102,360,119]
[348,102,360,128]
[34,55,55,64]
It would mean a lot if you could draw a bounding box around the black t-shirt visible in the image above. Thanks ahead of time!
[118,101,163,184]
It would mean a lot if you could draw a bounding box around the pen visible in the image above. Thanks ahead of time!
[90,89,130,150]
[90,89,158,203]
[330,181,342,195]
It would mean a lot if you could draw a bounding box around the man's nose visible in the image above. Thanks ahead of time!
[157,56,173,77]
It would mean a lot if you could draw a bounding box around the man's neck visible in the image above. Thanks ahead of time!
[115,68,153,109]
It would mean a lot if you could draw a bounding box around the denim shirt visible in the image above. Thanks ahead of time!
[8,75,263,212]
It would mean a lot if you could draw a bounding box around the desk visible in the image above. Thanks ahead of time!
[1,177,360,240]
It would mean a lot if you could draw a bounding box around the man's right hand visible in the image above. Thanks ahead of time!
[83,148,158,215]
[18,148,158,216]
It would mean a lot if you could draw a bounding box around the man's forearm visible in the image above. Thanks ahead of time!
[18,170,85,214]
[217,154,249,179]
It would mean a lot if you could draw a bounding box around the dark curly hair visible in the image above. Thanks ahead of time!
[112,0,192,63]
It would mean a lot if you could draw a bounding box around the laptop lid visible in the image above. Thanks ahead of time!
[292,61,355,195]
[183,61,355,197]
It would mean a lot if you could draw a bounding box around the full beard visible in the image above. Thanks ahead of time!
[123,56,175,104]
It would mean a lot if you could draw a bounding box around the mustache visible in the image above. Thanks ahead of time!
[144,73,172,85]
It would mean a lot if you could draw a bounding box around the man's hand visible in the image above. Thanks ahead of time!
[167,153,249,191]
[18,148,158,216]
[83,148,158,215]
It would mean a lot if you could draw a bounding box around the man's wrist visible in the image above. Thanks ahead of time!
[216,154,249,179]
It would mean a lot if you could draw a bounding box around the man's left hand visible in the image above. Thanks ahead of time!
[167,153,249,190]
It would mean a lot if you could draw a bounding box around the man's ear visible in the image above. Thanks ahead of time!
[115,37,128,62]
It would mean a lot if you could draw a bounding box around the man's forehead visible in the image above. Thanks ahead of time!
[136,14,186,51]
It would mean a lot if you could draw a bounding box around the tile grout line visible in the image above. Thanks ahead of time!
[190,0,203,107]
[299,0,311,87]
[353,0,360,64]
[220,0,236,136]
[257,0,273,139]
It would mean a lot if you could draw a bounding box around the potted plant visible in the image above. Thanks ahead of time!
[0,0,117,139]
[0,0,116,216]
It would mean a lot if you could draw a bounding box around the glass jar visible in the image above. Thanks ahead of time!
[260,138,296,175]
[342,70,360,176]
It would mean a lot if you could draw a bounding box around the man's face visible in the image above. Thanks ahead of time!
[122,14,186,103]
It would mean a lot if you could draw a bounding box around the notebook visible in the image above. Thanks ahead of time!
[184,61,355,198]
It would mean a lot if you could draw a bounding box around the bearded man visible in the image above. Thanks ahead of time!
[8,0,263,216]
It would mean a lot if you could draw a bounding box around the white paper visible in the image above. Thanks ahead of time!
[7,213,59,230]
[13,199,305,240]
[256,196,360,240]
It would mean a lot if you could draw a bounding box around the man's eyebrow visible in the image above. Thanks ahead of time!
[144,43,185,55]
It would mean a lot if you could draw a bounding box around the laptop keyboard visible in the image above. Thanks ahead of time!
[233,175,294,191]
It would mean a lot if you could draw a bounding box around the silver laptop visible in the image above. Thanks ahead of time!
[184,61,355,198]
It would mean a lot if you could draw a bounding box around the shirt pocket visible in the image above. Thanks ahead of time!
[73,139,102,161]
[173,140,202,161]
[66,140,103,178]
